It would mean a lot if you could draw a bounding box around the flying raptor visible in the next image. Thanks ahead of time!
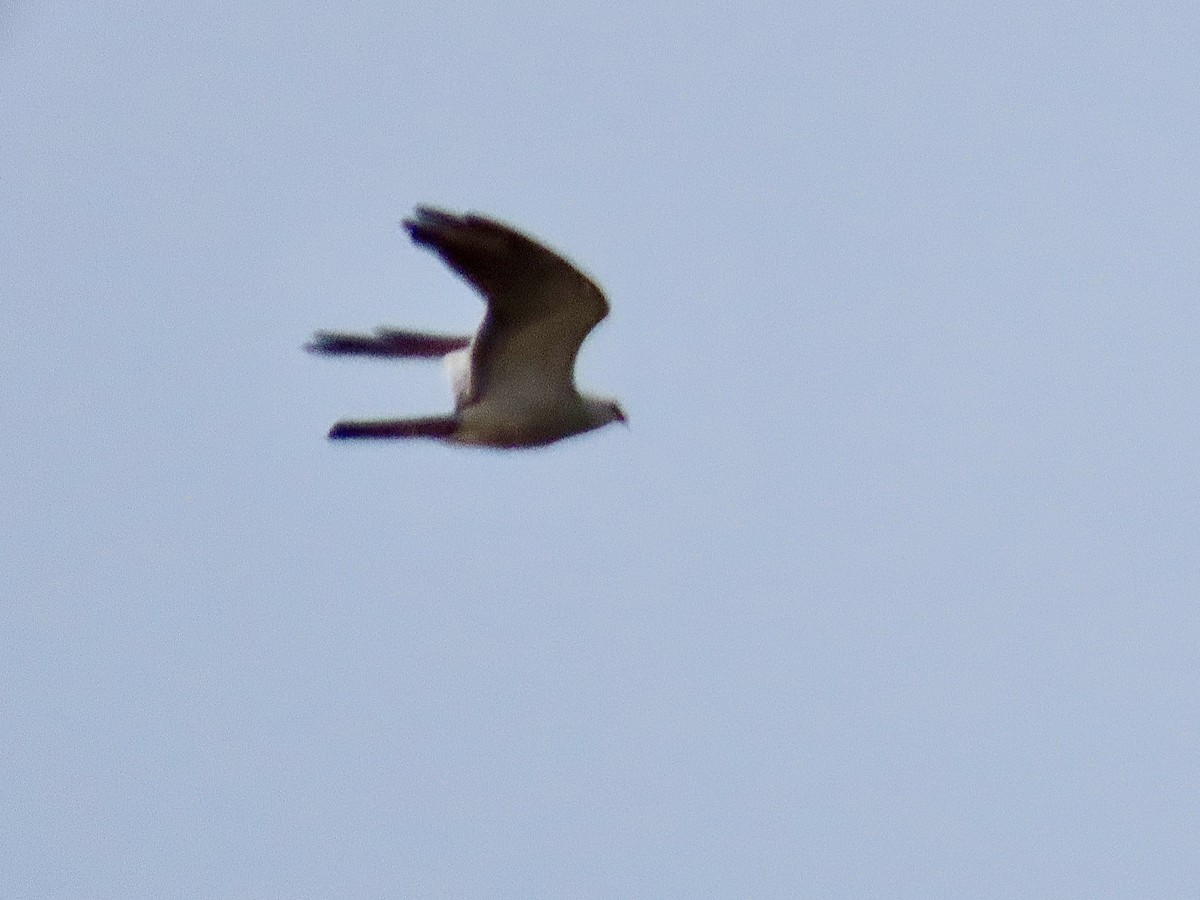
[307,206,626,448]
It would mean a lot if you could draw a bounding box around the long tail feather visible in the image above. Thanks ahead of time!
[306,329,470,358]
[328,416,459,441]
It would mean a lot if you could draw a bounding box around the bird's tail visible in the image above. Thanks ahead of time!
[327,416,459,441]
[306,329,471,358]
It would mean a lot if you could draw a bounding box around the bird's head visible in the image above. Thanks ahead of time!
[583,395,628,430]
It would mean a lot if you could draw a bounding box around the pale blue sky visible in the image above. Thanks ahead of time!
[4,2,1199,897]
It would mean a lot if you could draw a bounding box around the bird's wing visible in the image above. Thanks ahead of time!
[403,207,608,403]
[306,328,471,358]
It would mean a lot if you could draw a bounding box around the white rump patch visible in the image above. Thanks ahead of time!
[443,347,472,407]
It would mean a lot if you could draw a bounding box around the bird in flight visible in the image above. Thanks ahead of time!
[307,206,626,448]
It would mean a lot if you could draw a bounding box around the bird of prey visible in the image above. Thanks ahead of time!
[307,206,626,448]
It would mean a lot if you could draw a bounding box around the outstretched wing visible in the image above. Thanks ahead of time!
[403,207,608,403]
[306,328,471,358]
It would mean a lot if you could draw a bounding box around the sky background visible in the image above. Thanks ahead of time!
[4,1,1199,896]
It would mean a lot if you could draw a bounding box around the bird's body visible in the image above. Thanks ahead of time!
[308,207,625,448]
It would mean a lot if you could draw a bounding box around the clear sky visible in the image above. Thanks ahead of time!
[4,2,1198,896]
